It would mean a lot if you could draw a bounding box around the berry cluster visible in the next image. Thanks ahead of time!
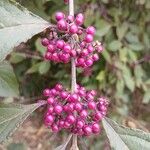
[43,83,108,136]
[41,12,104,68]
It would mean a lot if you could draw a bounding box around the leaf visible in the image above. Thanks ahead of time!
[38,61,50,75]
[54,134,72,150]
[35,38,46,55]
[7,143,26,150]
[0,101,46,143]
[108,40,122,51]
[26,62,41,74]
[0,0,50,61]
[102,49,111,63]
[117,22,128,40]
[122,65,135,92]
[0,61,19,97]
[9,52,25,64]
[143,90,150,104]
[96,70,106,82]
[96,19,111,37]
[128,43,144,51]
[102,117,150,150]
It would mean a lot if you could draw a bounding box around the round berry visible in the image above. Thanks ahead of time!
[41,38,49,46]
[47,97,55,105]
[55,12,65,21]
[76,120,84,128]
[75,13,84,25]
[74,102,82,112]
[57,19,67,31]
[47,44,55,53]
[80,110,88,118]
[88,101,96,110]
[56,40,64,49]
[63,44,72,53]
[55,83,63,91]
[92,123,100,134]
[67,115,76,124]
[45,115,54,125]
[83,125,92,136]
[86,26,96,35]
[54,105,63,114]
[69,24,78,34]
[51,124,59,132]
[85,34,94,43]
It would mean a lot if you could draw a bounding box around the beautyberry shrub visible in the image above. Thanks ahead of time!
[41,12,104,68]
[43,83,109,136]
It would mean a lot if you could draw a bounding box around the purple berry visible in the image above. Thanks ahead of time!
[41,38,49,46]
[57,19,67,31]
[54,105,63,114]
[69,24,78,34]
[83,125,92,136]
[80,110,88,118]
[67,115,76,124]
[47,97,55,105]
[85,34,93,43]
[92,123,100,134]
[75,13,84,25]
[56,40,64,49]
[88,101,96,110]
[86,26,96,35]
[76,120,84,128]
[74,102,82,112]
[63,44,72,53]
[45,115,54,125]
[55,12,65,21]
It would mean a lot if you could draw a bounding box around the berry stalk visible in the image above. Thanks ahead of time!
[69,0,76,93]
[69,0,78,149]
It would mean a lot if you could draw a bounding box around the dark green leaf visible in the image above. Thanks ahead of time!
[96,19,111,37]
[0,0,50,61]
[117,22,128,40]
[108,40,122,51]
[0,61,19,97]
[0,101,46,143]
[143,90,150,104]
[102,117,150,150]
[38,61,50,74]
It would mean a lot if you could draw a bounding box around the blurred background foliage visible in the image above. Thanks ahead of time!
[4,0,150,149]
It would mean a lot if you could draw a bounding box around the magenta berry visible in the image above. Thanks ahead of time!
[42,38,49,46]
[54,105,63,114]
[85,34,94,43]
[69,24,78,34]
[51,124,59,132]
[42,9,108,136]
[42,11,104,68]
[45,115,54,125]
[43,83,108,136]
[83,125,92,136]
[55,12,65,21]
[57,19,67,31]
[47,97,55,105]
[76,120,84,128]
[86,26,96,35]
[75,13,84,25]
[74,102,82,112]
[88,101,96,110]
[56,40,64,49]
[67,115,76,124]
[92,123,100,134]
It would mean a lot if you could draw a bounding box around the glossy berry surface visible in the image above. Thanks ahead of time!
[41,12,104,69]
[43,83,108,136]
